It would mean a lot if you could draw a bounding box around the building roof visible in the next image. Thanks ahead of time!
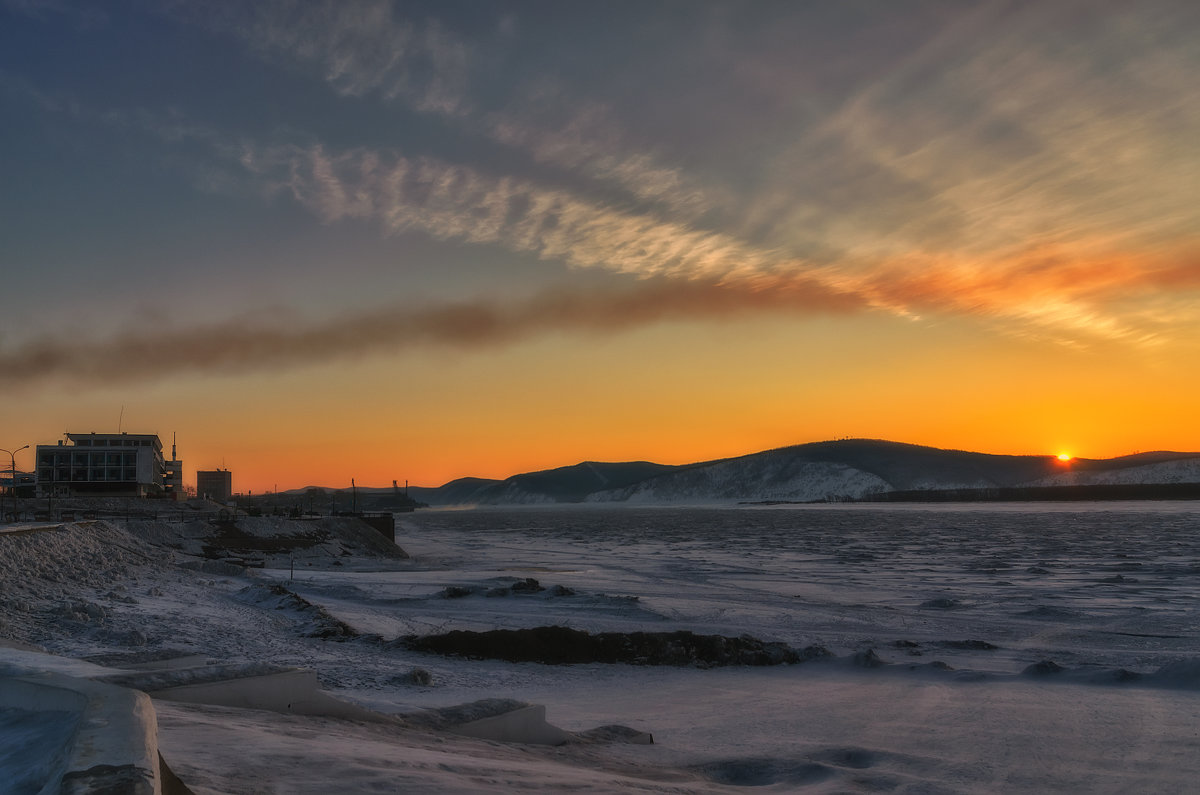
[60,433,163,451]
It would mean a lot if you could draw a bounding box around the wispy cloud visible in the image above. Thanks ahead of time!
[169,0,727,220]
[253,139,1197,344]
[484,101,728,219]
[252,142,779,280]
[834,247,1200,343]
[756,0,1200,262]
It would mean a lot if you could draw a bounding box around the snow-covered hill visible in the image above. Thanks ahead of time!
[1029,456,1200,488]
[588,457,891,504]
[413,439,1200,506]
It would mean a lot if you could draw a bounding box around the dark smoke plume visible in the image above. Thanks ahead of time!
[1,276,864,387]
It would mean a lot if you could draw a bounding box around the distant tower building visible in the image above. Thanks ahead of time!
[196,469,232,502]
[163,433,184,500]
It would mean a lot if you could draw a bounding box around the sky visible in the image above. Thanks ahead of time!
[2,0,1198,492]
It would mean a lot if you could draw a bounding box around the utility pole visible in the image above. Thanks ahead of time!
[1,445,29,522]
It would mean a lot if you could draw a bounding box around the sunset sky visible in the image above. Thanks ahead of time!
[2,0,1198,492]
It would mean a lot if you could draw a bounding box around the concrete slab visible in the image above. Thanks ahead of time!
[0,668,161,794]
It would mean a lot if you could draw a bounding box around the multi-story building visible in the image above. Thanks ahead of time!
[36,433,168,498]
[196,469,232,502]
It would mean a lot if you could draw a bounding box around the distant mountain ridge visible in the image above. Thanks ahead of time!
[394,439,1200,506]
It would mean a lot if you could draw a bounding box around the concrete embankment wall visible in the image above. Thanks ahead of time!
[0,668,162,794]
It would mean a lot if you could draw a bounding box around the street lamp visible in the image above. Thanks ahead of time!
[1,445,29,523]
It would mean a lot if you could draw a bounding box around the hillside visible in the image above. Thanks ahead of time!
[406,439,1200,506]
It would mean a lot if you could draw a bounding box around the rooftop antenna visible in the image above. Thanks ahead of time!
[118,405,124,434]
[172,432,177,461]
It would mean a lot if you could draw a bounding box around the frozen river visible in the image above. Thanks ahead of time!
[337,503,1200,675]
[270,503,1200,792]
[7,502,1199,792]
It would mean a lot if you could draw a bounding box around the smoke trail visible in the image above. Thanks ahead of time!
[0,275,865,387]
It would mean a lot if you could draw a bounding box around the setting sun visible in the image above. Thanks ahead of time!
[1057,453,1073,462]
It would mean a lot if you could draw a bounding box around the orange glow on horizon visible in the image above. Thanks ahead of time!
[13,306,1200,495]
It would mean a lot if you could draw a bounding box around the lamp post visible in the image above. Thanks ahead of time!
[1,445,29,523]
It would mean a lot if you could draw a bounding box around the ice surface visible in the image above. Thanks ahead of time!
[3,504,1199,792]
[0,707,76,795]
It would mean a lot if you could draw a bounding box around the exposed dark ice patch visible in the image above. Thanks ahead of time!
[852,648,887,668]
[1019,605,1083,620]
[1023,659,1066,676]
[935,639,998,650]
[402,625,829,667]
[920,597,963,610]
[696,757,834,787]
[1089,668,1143,684]
[911,660,954,671]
